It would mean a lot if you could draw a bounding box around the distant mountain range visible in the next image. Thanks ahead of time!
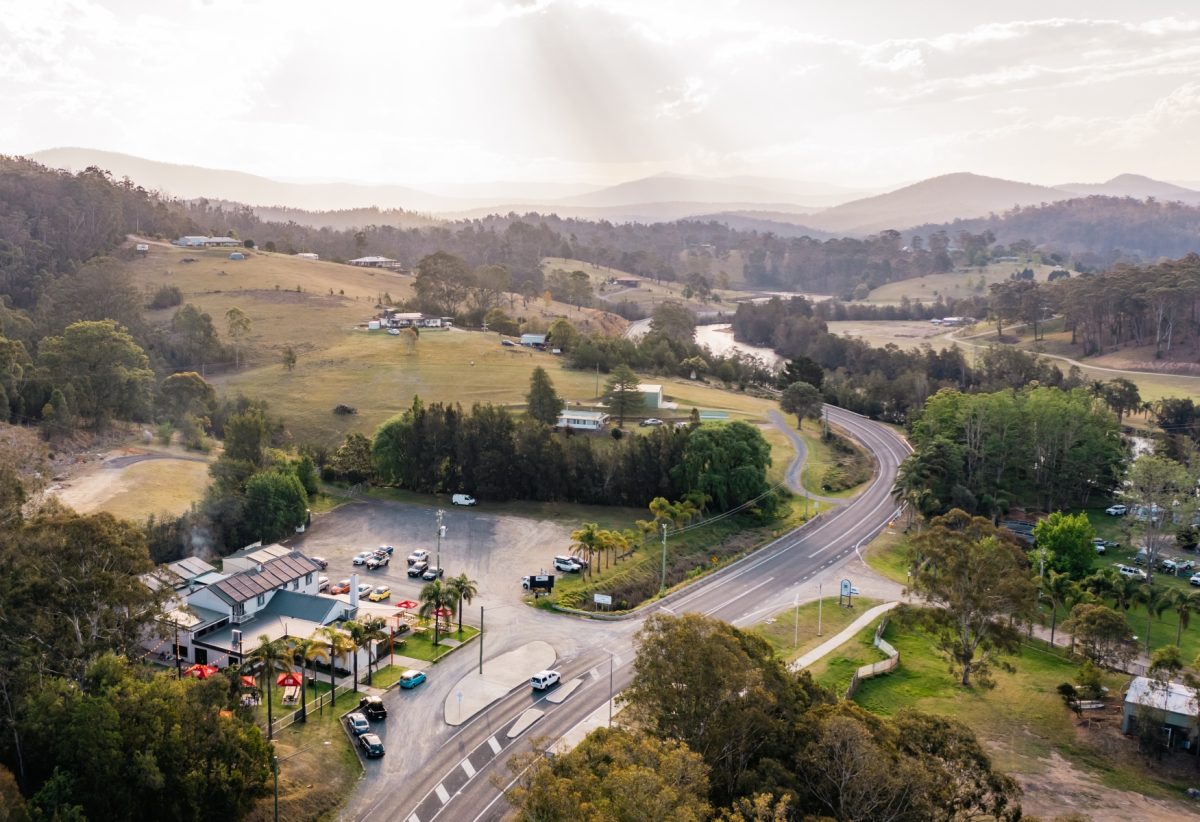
[23,147,1200,235]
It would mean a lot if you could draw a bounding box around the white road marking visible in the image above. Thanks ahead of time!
[461,758,476,778]
[702,577,774,615]
[408,815,420,822]
[487,735,502,755]
[589,666,601,680]
[435,783,450,804]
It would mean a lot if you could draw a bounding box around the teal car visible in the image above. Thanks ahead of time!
[399,670,427,689]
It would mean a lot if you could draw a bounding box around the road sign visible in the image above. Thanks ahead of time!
[529,574,555,592]
[839,578,854,607]
[594,593,612,606]
[840,579,851,597]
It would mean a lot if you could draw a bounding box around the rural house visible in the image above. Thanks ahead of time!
[348,255,405,271]
[637,383,664,409]
[520,333,547,349]
[1122,676,1200,751]
[556,410,610,431]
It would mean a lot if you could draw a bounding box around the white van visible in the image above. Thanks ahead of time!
[530,670,561,690]
[452,494,477,506]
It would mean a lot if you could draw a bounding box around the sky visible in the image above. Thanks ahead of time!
[3,0,1200,189]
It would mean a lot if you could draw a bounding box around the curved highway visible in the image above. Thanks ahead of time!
[346,406,910,822]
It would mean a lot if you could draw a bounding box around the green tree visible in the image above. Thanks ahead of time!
[159,371,215,425]
[343,621,366,693]
[570,522,603,579]
[243,470,308,543]
[776,355,824,391]
[503,727,712,822]
[1126,454,1192,582]
[319,626,353,708]
[282,345,297,371]
[1167,589,1200,646]
[288,635,321,721]
[648,301,696,347]
[414,251,473,314]
[546,318,580,352]
[908,510,1035,687]
[1032,511,1095,579]
[329,432,374,484]
[246,634,291,740]
[224,307,251,369]
[678,421,771,512]
[526,366,564,426]
[604,364,643,427]
[1043,570,1076,647]
[1061,603,1137,670]
[37,320,153,427]
[779,381,823,428]
[169,304,224,367]
[445,574,479,635]
[1135,584,1172,655]
[360,616,389,686]
[483,307,520,336]
[419,579,455,649]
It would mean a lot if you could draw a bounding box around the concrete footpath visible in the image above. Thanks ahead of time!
[792,601,901,670]
[444,640,556,726]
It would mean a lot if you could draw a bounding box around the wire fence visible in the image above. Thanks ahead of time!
[268,683,355,736]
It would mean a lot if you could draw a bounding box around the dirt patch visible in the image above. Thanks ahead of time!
[1017,750,1195,821]
[52,446,212,520]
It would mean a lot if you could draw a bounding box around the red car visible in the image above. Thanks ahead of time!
[330,579,351,595]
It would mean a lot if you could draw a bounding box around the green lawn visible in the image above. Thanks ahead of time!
[793,418,872,498]
[750,596,879,664]
[863,525,912,585]
[365,664,408,689]
[806,620,889,694]
[851,617,1194,801]
[395,625,479,662]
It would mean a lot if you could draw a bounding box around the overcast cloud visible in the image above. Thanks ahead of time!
[2,0,1198,187]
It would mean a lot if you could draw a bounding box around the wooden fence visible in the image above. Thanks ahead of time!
[845,618,900,699]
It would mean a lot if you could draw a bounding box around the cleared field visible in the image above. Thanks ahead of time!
[862,260,1057,305]
[827,319,960,351]
[55,449,212,520]
[125,243,625,369]
[542,257,756,315]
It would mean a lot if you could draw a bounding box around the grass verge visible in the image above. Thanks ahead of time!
[750,596,880,664]
[394,625,480,663]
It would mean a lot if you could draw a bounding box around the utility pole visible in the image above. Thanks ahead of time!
[608,653,614,727]
[659,522,668,594]
[436,509,445,571]
[817,582,823,637]
[793,593,800,650]
[479,605,484,675]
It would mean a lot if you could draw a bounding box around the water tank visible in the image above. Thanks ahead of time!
[367,320,381,330]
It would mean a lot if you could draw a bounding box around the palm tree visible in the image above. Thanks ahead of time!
[419,579,455,648]
[247,634,291,740]
[1135,584,1172,654]
[320,625,353,708]
[303,634,330,715]
[446,574,479,635]
[1168,589,1200,646]
[344,620,366,692]
[570,522,603,578]
[360,617,389,685]
[1043,570,1076,647]
[288,635,320,722]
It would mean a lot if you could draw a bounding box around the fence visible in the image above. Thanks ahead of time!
[845,618,900,699]
[268,683,354,736]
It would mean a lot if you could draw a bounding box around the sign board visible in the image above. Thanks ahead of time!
[530,574,555,592]
[840,579,852,598]
[594,593,613,606]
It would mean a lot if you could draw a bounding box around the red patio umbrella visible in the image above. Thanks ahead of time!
[395,600,419,611]
[239,675,257,688]
[276,671,303,688]
[184,663,218,680]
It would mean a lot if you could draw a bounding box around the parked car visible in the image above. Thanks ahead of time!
[522,575,531,589]
[501,339,516,347]
[399,670,427,689]
[422,566,444,581]
[352,551,373,566]
[1162,559,1196,575]
[1105,504,1128,516]
[367,554,389,570]
[330,579,351,595]
[1117,564,1148,580]
[1093,541,1106,555]
[347,712,371,735]
[408,561,429,577]
[407,549,430,566]
[310,556,329,569]
[452,494,477,506]
[357,582,373,597]
[318,576,330,591]
[1134,548,1150,566]
[367,585,391,602]
[639,418,664,427]
[358,695,387,720]
[358,733,385,758]
[1191,573,1200,587]
[377,545,394,556]
[566,555,590,569]
[530,669,561,690]
[553,556,582,573]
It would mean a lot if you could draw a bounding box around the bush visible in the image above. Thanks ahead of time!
[148,284,183,309]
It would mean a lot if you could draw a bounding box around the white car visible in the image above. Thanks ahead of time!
[1190,573,1200,587]
[1116,564,1148,580]
[553,556,582,573]
[639,418,664,427]
[452,494,477,506]
[530,670,561,690]
[407,549,430,566]
[1105,504,1128,516]
[352,551,373,565]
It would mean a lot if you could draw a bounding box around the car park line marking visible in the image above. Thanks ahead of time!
[488,735,502,755]
[435,783,450,804]
[589,666,601,680]
[461,758,476,778]
[407,814,420,822]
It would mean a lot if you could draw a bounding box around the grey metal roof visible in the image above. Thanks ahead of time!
[166,556,218,582]
[258,590,342,624]
[208,552,321,605]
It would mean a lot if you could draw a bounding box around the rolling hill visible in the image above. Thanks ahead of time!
[1054,173,1200,205]
[800,172,1068,235]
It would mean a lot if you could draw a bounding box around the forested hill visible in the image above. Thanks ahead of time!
[914,196,1200,269]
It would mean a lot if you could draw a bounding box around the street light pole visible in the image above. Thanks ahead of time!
[436,509,445,571]
[793,593,800,650]
[608,653,614,727]
[817,582,823,637]
[479,605,484,675]
[659,522,668,594]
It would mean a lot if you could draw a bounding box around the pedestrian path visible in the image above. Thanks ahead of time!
[443,640,555,726]
[792,601,901,670]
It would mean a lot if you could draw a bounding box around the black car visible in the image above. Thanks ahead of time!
[358,733,385,758]
[358,695,387,720]
[407,561,428,577]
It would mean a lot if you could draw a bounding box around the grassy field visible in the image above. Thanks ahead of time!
[862,525,911,585]
[395,625,479,662]
[806,619,889,694]
[750,596,880,665]
[826,319,960,352]
[861,261,1058,305]
[794,418,873,498]
[542,257,756,315]
[57,454,212,520]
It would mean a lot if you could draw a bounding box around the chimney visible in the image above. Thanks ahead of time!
[257,563,264,573]
[349,573,360,610]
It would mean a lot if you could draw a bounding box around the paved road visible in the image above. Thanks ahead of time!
[342,406,910,822]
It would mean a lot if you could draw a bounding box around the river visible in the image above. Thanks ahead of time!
[624,319,782,368]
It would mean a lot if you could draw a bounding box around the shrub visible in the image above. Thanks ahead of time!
[148,284,183,309]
